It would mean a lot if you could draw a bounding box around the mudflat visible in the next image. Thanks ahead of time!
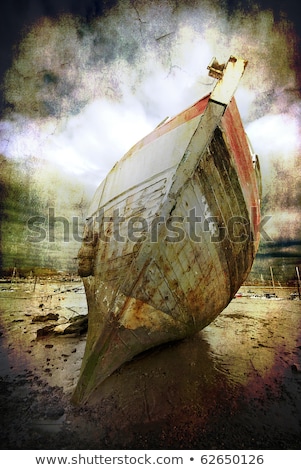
[0,280,300,449]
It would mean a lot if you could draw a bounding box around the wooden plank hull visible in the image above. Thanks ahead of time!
[72,57,261,404]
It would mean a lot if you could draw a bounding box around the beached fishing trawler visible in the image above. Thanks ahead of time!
[72,56,261,404]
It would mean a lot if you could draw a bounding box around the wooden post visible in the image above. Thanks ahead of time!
[296,266,301,300]
[270,266,275,292]
[11,266,16,284]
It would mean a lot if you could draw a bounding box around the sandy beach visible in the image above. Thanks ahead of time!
[0,279,300,450]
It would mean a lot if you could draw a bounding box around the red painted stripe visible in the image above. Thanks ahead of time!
[222,98,260,237]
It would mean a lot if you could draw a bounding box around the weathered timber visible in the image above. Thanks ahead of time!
[72,56,261,405]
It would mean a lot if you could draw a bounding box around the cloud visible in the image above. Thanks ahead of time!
[246,110,300,178]
[1,1,300,205]
[43,97,154,185]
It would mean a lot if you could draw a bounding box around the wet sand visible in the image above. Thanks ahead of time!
[0,280,300,449]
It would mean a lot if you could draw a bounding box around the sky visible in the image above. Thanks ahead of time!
[0,0,300,278]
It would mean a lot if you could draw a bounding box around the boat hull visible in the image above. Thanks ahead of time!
[72,59,261,405]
